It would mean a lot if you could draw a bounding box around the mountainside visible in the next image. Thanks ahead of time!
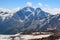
[0,7,60,34]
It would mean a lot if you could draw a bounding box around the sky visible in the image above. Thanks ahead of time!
[0,0,60,9]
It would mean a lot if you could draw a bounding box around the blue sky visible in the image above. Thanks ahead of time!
[0,0,60,9]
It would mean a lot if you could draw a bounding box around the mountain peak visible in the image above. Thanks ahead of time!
[36,8,41,10]
[0,7,60,34]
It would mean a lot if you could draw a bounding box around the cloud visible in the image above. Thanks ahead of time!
[11,7,21,13]
[38,3,43,7]
[43,8,60,15]
[45,4,49,7]
[26,2,32,7]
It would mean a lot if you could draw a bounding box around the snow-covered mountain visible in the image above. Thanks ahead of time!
[0,7,60,34]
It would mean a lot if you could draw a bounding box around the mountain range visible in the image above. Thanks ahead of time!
[0,7,60,34]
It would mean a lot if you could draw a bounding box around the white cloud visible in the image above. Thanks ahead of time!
[11,7,21,13]
[0,8,20,21]
[26,2,32,7]
[43,8,60,15]
[38,3,43,7]
[45,4,49,7]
